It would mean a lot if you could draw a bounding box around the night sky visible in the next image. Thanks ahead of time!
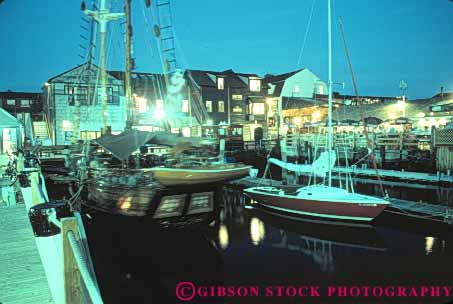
[0,0,452,99]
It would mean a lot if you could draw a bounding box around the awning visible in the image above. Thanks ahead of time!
[339,119,360,126]
[364,116,383,125]
[94,129,212,161]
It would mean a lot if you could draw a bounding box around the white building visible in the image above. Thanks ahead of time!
[43,63,126,145]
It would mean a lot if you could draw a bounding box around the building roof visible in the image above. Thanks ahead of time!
[0,108,21,128]
[186,69,263,89]
[0,91,41,98]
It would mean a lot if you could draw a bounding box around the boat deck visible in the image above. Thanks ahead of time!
[0,204,54,303]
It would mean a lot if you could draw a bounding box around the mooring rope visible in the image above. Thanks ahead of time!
[67,230,103,304]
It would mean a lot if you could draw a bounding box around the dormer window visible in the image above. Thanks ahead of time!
[249,78,261,92]
[217,77,224,90]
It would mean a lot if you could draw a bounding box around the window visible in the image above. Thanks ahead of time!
[293,85,300,93]
[135,97,148,113]
[217,77,224,90]
[65,85,74,95]
[218,101,225,113]
[318,85,324,95]
[232,94,242,100]
[182,99,189,113]
[6,99,16,106]
[233,106,242,113]
[20,99,31,107]
[249,78,261,92]
[251,103,265,115]
[206,100,213,112]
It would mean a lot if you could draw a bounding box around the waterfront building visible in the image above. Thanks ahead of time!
[43,63,126,145]
[185,69,268,140]
[264,68,328,138]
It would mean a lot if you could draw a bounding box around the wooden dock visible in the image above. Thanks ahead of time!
[229,177,453,225]
[0,204,54,304]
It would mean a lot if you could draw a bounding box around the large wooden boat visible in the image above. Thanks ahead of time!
[150,163,252,186]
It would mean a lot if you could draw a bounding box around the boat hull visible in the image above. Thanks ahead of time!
[150,164,252,186]
[244,188,388,222]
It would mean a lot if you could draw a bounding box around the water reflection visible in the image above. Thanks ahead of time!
[249,217,265,245]
[425,236,435,255]
[218,224,229,250]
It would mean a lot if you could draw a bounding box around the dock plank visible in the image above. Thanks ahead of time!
[0,205,54,304]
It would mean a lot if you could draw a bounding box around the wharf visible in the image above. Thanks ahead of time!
[229,177,453,225]
[0,204,54,304]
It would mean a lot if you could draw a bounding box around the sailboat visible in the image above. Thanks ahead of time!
[244,0,389,224]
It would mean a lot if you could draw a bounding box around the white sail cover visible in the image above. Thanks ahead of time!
[268,150,336,177]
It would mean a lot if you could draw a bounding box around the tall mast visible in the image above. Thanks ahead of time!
[125,0,133,128]
[327,0,333,187]
[84,0,124,132]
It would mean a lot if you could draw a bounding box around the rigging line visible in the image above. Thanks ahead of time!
[296,0,316,68]
[338,17,386,198]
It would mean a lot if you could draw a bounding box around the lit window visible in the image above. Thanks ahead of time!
[217,77,224,90]
[218,101,225,113]
[252,103,265,115]
[206,100,213,112]
[182,99,189,112]
[156,99,164,110]
[20,100,31,107]
[294,85,300,93]
[233,106,242,113]
[318,85,324,95]
[249,78,261,92]
[136,97,147,113]
[6,99,15,106]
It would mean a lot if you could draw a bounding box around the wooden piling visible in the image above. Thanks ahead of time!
[61,217,82,304]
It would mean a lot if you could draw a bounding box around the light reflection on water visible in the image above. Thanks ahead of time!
[79,185,453,303]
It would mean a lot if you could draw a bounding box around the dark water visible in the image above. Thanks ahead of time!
[77,185,453,304]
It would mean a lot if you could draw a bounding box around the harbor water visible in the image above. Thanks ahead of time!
[69,183,453,304]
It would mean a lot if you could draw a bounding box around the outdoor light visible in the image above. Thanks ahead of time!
[266,98,274,105]
[207,119,213,125]
[44,82,51,87]
[312,110,321,122]
[153,109,165,120]
[417,112,426,118]
[293,117,302,126]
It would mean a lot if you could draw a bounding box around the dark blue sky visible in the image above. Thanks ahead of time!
[1,0,452,99]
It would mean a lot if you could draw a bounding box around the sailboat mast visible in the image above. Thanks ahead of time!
[125,0,133,128]
[84,0,124,133]
[327,0,333,187]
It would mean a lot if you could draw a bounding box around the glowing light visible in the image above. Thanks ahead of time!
[425,236,435,255]
[266,98,275,105]
[218,224,229,250]
[44,82,51,87]
[250,217,265,246]
[311,110,321,122]
[396,99,405,112]
[62,120,72,130]
[182,127,191,137]
[293,117,302,126]
[439,118,448,125]
[429,118,436,126]
[417,112,426,118]
[153,109,165,120]
[118,196,132,210]
[206,119,213,125]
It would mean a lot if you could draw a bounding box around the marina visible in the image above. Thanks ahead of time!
[1,0,453,303]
